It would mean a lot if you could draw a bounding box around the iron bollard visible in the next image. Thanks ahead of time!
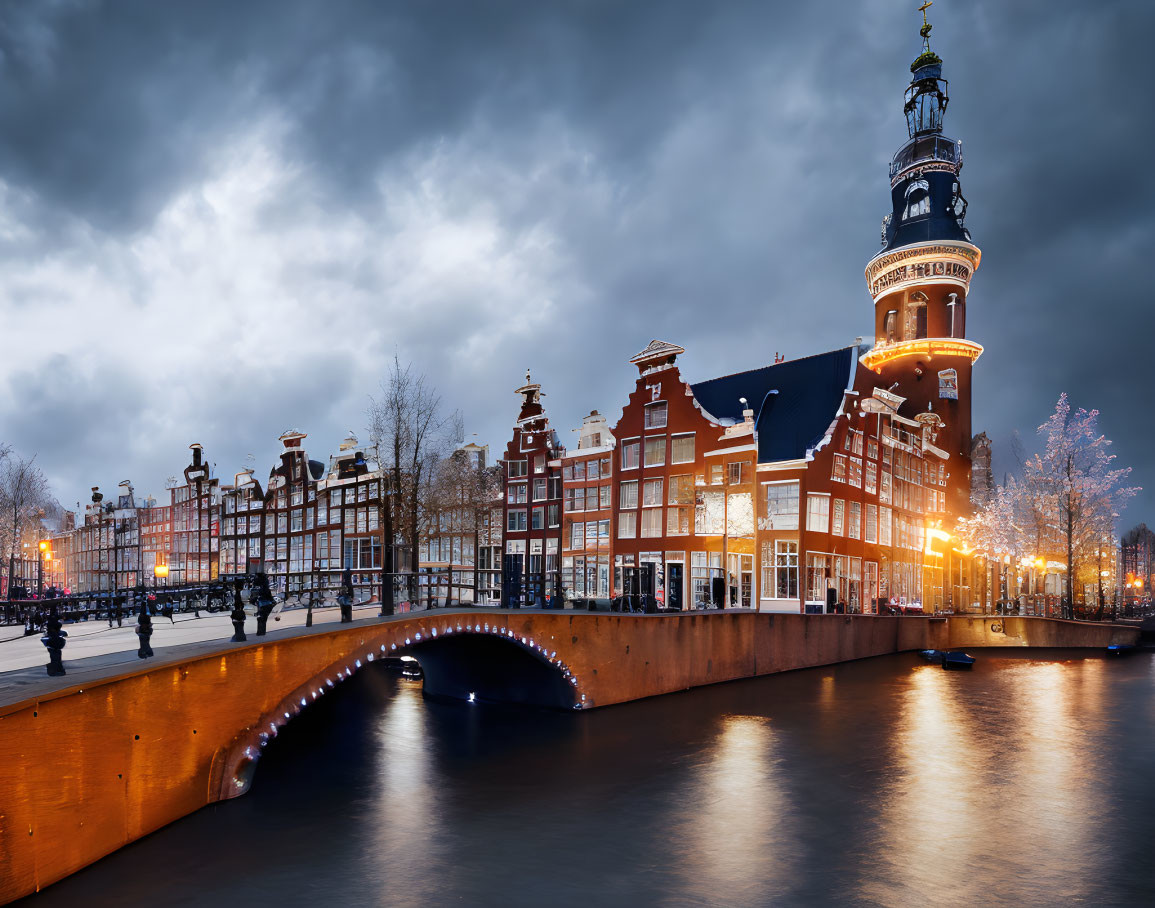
[41,609,68,676]
[230,579,247,642]
[136,604,154,659]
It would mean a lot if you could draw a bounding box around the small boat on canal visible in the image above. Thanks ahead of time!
[1106,644,1136,656]
[940,651,976,670]
[918,649,976,669]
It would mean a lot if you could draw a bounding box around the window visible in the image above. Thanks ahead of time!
[570,521,585,550]
[588,460,600,480]
[671,434,695,464]
[618,512,637,539]
[547,504,560,528]
[667,474,693,536]
[902,179,930,220]
[599,485,611,509]
[508,460,527,478]
[507,483,527,505]
[806,553,830,603]
[667,505,690,535]
[574,461,586,481]
[710,464,724,485]
[621,441,640,470]
[641,507,663,538]
[643,479,664,507]
[532,507,544,530]
[880,472,893,505]
[849,458,863,488]
[832,499,845,537]
[534,455,545,474]
[728,462,745,485]
[620,480,639,509]
[533,478,547,501]
[868,439,879,461]
[807,495,830,534]
[759,540,799,599]
[832,455,847,483]
[907,291,929,340]
[762,480,799,531]
[865,504,878,544]
[866,463,878,496]
[879,507,892,546]
[645,402,668,429]
[848,501,861,540]
[507,509,527,532]
[644,437,666,467]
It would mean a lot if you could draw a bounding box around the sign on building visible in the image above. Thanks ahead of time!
[938,369,958,400]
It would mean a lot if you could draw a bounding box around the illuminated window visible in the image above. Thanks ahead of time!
[902,179,930,220]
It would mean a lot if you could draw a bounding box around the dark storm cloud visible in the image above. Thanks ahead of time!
[0,0,1152,522]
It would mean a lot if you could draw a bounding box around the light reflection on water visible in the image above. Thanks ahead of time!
[22,651,1155,908]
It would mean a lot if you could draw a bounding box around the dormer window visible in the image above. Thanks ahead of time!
[902,179,930,220]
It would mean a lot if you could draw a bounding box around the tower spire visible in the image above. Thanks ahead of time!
[918,1,934,54]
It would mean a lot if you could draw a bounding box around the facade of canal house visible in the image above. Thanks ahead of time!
[170,444,220,585]
[219,468,265,581]
[558,411,615,600]
[500,373,564,606]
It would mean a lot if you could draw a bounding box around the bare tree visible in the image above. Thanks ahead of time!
[0,452,52,600]
[427,439,502,605]
[1023,395,1138,617]
[368,358,455,612]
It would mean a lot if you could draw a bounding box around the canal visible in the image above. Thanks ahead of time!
[21,650,1155,907]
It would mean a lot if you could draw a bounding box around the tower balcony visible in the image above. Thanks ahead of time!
[859,337,983,374]
[889,133,962,185]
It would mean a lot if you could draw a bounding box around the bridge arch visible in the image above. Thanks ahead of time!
[213,616,588,799]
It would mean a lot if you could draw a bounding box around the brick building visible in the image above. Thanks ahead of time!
[559,412,614,601]
[170,445,219,586]
[500,372,563,606]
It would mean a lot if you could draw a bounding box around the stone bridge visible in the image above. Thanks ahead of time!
[0,609,1138,902]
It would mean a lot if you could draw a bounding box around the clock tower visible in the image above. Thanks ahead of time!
[860,3,982,514]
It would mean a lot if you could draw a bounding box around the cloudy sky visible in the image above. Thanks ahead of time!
[0,0,1151,523]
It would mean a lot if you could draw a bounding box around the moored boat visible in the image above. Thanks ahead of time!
[941,651,976,670]
[1106,644,1135,656]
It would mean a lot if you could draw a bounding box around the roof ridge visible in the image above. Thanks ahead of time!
[691,344,859,387]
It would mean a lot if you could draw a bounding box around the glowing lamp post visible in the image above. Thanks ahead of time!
[37,540,48,599]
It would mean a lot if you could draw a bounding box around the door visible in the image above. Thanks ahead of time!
[668,563,684,611]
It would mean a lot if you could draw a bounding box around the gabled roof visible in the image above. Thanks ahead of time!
[630,339,685,366]
[690,346,858,463]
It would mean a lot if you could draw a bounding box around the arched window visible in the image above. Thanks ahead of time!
[906,292,928,340]
[902,179,930,220]
[884,310,898,344]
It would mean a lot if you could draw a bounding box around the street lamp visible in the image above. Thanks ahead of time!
[38,540,48,599]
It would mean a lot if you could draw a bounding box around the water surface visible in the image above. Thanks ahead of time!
[25,650,1155,907]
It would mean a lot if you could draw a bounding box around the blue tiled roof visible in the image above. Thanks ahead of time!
[690,347,858,463]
